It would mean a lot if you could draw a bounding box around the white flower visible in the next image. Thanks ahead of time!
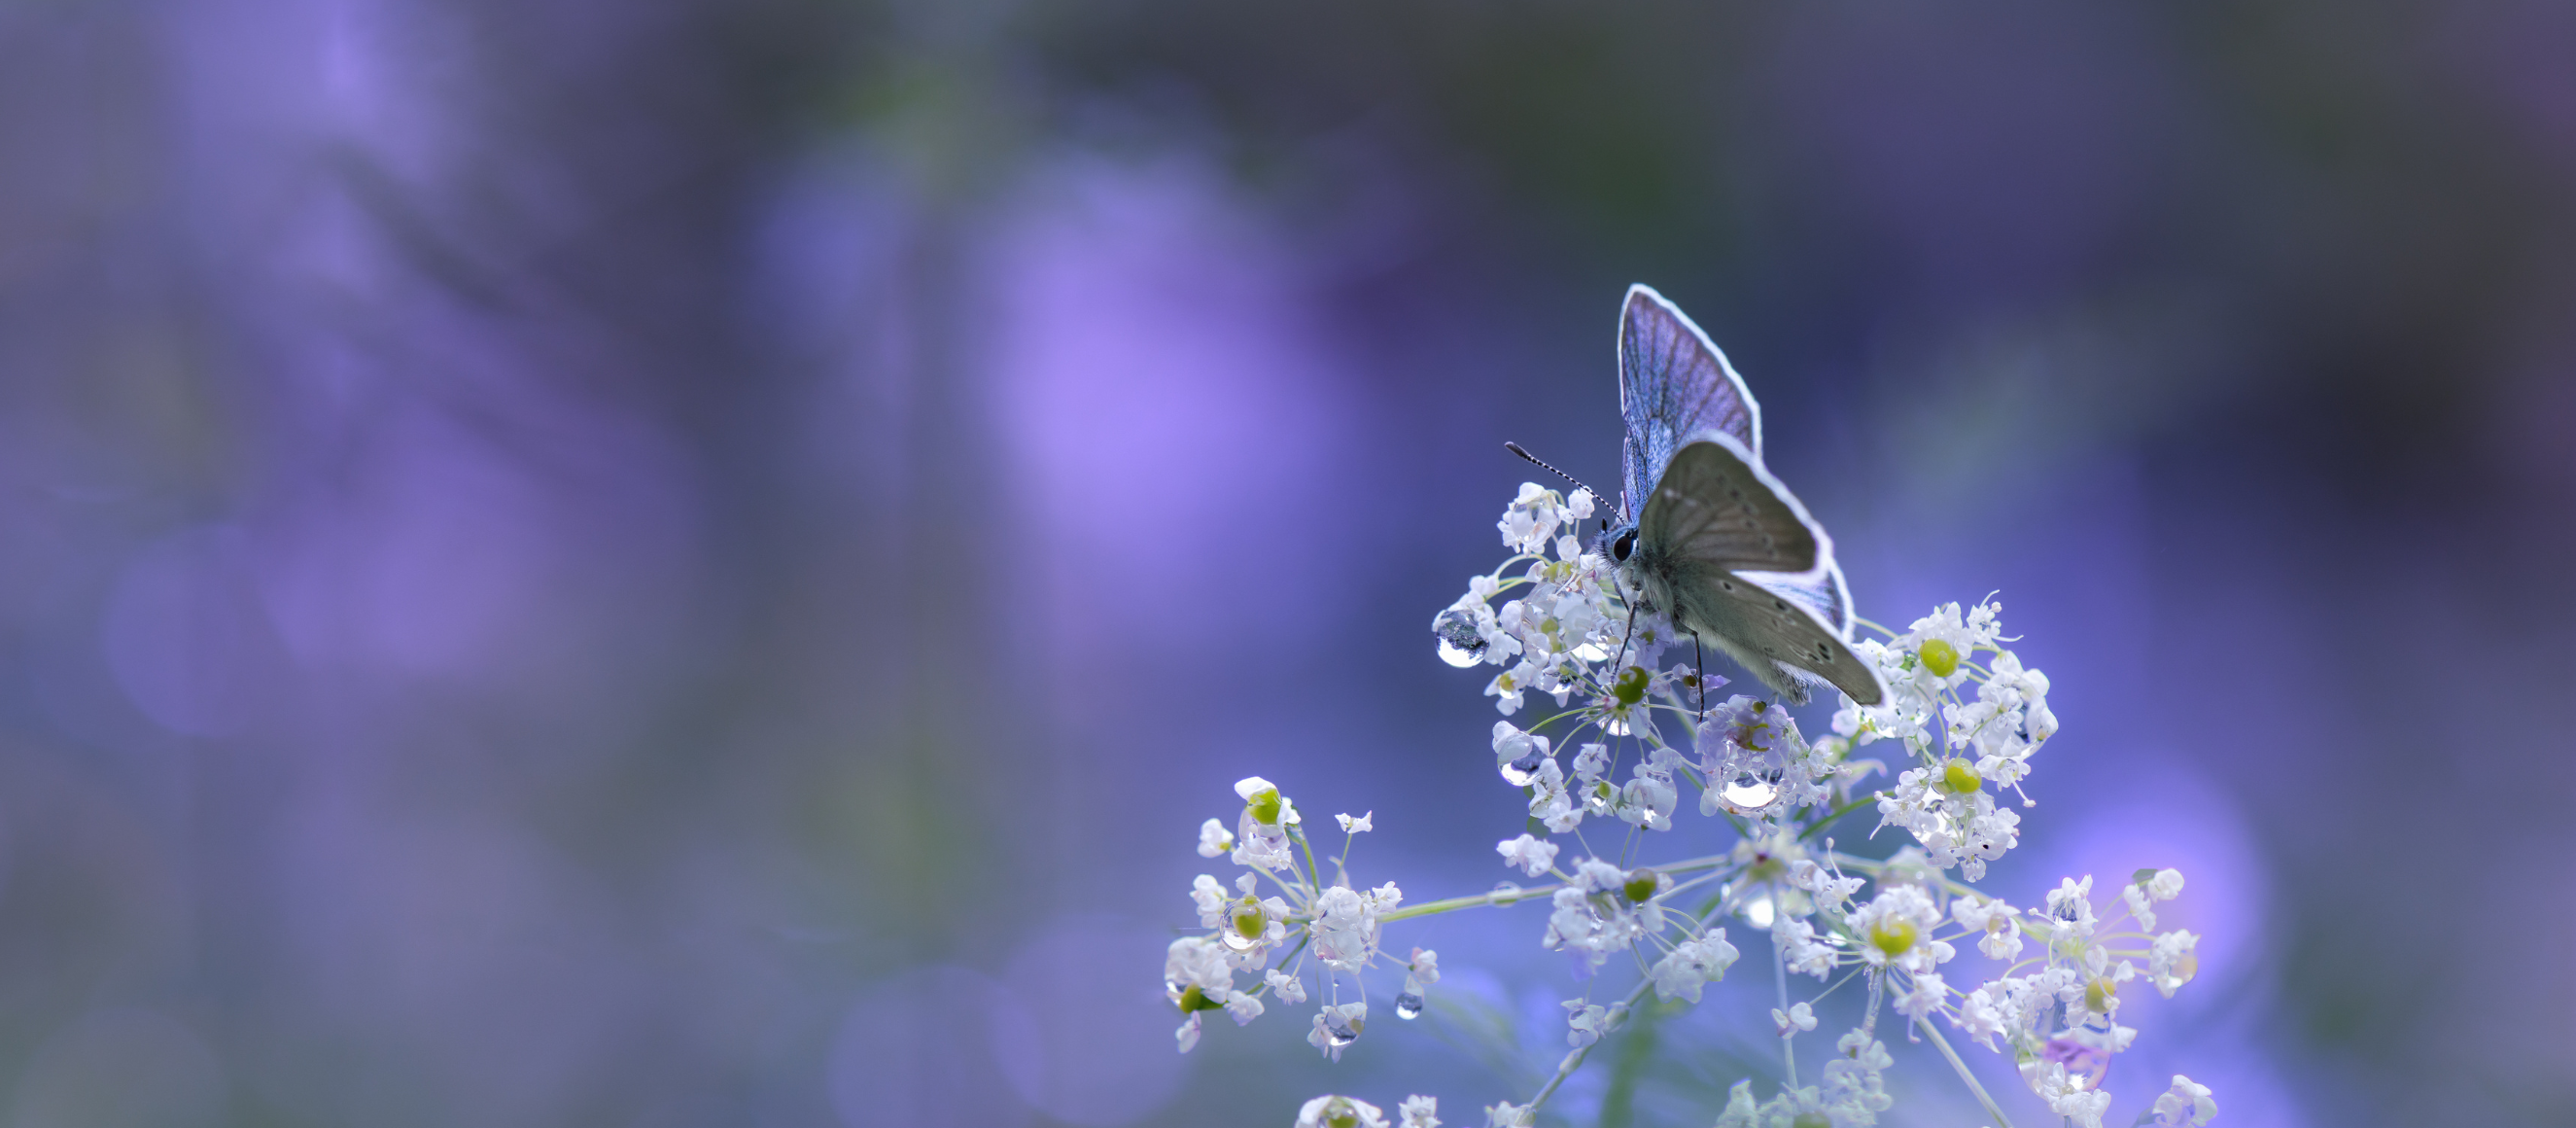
[2148,867,2185,900]
[1225,990,1266,1026]
[1310,887,1384,972]
[1562,999,1609,1047]
[1408,947,1441,987]
[1711,1080,1758,1128]
[1166,936,1233,1000]
[1197,818,1236,858]
[1567,487,1595,520]
[1296,1094,1389,1128]
[2046,875,2099,939]
[1951,896,2026,961]
[1771,1000,1817,1037]
[1823,1029,1897,1121]
[1483,1100,1532,1128]
[1648,929,1739,1003]
[2152,1075,2217,1126]
[1570,857,1626,894]
[1894,970,1946,1024]
[1174,1012,1201,1053]
[1848,885,1955,974]
[2149,930,2201,997]
[1266,968,1307,1005]
[1485,663,1531,714]
[1952,981,2006,1048]
[1397,1095,1440,1128]
[2019,1059,2110,1128]
[1496,833,1559,877]
[1338,811,1374,833]
[1191,874,1229,928]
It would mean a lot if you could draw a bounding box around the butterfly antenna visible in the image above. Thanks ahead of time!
[1503,442,1600,504]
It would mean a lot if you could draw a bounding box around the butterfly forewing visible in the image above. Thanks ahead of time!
[1619,285,1761,524]
[1635,435,1824,577]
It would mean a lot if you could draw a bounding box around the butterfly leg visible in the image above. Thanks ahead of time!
[1692,631,1707,723]
[1609,575,1640,679]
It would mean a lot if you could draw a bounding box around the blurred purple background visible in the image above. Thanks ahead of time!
[1,1,2571,1125]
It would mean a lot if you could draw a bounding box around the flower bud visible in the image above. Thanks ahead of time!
[1919,638,1960,678]
[1621,869,1658,903]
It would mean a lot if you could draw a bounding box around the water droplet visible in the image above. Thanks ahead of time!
[1722,772,1779,810]
[1325,1016,1364,1047]
[1220,925,1261,951]
[1499,753,1546,788]
[1601,715,1631,736]
[1394,993,1424,1020]
[1572,641,1609,662]
[1582,780,1617,816]
[1743,896,1776,930]
[1433,610,1487,668]
[1489,881,1523,905]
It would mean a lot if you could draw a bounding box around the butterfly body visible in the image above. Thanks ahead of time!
[1596,287,1885,707]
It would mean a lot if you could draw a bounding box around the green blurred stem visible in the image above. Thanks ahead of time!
[1526,976,1655,1116]
[1377,885,1564,923]
[1917,1016,2013,1128]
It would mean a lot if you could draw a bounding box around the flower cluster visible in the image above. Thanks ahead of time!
[1169,776,1437,1064]
[1167,484,2217,1128]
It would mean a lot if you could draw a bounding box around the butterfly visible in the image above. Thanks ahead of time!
[1593,285,1887,707]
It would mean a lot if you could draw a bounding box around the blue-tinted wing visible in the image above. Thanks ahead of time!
[1618,285,1762,523]
[1741,561,1855,642]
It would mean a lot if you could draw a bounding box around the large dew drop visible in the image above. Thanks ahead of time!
[1394,993,1424,1020]
[1433,610,1487,668]
[1499,753,1547,788]
[1722,772,1780,810]
[1325,1015,1364,1047]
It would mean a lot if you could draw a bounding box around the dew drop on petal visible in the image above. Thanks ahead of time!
[1219,927,1261,952]
[1601,716,1631,737]
[1499,753,1546,788]
[1434,610,1488,667]
[1325,1017,1364,1047]
[1743,896,1776,930]
[1394,993,1424,1020]
[1489,881,1523,905]
[1723,773,1780,810]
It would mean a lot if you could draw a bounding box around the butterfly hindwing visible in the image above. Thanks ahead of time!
[1679,576,1887,707]
[1619,285,1762,524]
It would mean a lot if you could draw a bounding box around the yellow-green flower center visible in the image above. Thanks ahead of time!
[1621,869,1657,903]
[1792,1112,1831,1128]
[1920,638,1960,678]
[1869,917,1918,958]
[2086,976,2117,1013]
[1614,665,1649,707]
[1231,902,1266,941]
[1177,985,1223,1013]
[1941,758,1982,794]
[1246,787,1282,826]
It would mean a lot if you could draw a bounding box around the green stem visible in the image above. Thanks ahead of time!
[1378,884,1565,923]
[1918,1016,2013,1128]
[1526,977,1655,1115]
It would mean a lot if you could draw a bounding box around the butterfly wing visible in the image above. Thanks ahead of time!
[1619,285,1763,523]
[1739,561,1854,641]
[1635,433,1824,577]
[1638,436,1886,706]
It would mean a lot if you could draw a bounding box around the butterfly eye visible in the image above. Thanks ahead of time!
[1611,530,1637,562]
